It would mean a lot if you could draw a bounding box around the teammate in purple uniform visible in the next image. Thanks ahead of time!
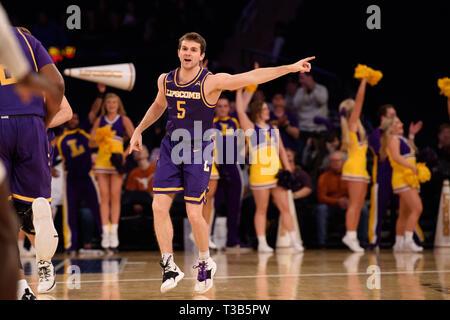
[129,32,314,294]
[0,23,64,299]
[57,113,102,254]
[212,95,247,250]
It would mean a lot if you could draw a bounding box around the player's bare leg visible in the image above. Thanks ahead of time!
[187,201,217,294]
[32,198,58,294]
[153,193,184,292]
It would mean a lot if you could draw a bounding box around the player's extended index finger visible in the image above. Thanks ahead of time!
[303,56,316,62]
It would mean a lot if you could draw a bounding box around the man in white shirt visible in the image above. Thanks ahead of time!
[292,72,329,154]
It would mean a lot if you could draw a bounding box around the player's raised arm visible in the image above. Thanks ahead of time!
[207,57,315,92]
[129,74,168,153]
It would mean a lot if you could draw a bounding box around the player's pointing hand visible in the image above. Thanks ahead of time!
[129,130,143,154]
[290,56,315,73]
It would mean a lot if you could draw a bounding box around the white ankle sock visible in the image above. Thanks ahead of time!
[289,231,299,245]
[111,224,118,234]
[395,235,404,243]
[346,231,357,240]
[198,251,210,261]
[258,235,268,247]
[404,231,413,242]
[102,225,109,235]
[17,279,29,293]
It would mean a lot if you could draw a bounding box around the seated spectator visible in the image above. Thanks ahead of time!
[269,92,300,151]
[285,148,313,200]
[436,123,450,167]
[301,131,341,183]
[293,72,329,155]
[123,146,157,216]
[315,151,368,248]
[284,77,298,113]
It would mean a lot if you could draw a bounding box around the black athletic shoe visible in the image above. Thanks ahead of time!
[160,256,184,293]
[20,288,36,300]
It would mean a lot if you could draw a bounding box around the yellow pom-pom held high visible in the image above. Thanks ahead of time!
[354,64,383,86]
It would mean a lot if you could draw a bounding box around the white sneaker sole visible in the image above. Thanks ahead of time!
[38,279,56,294]
[160,271,185,293]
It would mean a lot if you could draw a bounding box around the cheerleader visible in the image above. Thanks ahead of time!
[90,93,135,250]
[339,77,370,252]
[380,117,424,252]
[235,88,303,253]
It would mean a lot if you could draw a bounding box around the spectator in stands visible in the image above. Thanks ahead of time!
[285,148,312,200]
[436,123,450,163]
[301,131,341,183]
[269,92,299,151]
[293,72,329,155]
[31,11,67,49]
[123,145,157,216]
[284,77,298,112]
[316,151,368,248]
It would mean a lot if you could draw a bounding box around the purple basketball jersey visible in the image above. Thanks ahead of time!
[164,67,216,139]
[0,27,54,117]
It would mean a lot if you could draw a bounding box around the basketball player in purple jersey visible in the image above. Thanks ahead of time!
[0,21,65,299]
[0,5,66,300]
[129,32,314,294]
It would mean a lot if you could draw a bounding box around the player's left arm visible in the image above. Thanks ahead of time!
[39,63,65,127]
[205,57,315,93]
[47,95,73,128]
[122,116,135,157]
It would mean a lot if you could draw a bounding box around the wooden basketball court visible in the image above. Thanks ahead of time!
[22,248,450,300]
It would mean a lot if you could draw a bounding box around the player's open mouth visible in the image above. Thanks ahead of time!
[184,58,192,63]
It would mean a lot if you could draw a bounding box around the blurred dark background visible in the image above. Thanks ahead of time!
[3,0,449,250]
[3,0,448,145]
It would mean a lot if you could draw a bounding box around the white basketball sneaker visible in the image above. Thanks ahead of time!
[393,238,404,252]
[110,230,119,250]
[209,237,217,250]
[258,244,274,253]
[403,240,423,253]
[101,231,110,249]
[37,260,56,293]
[160,256,184,293]
[293,241,304,252]
[17,280,36,300]
[342,235,364,253]
[193,257,217,294]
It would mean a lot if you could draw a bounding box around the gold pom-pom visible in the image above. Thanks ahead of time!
[368,70,383,86]
[354,64,382,86]
[438,77,450,98]
[404,169,420,188]
[354,64,371,79]
[417,162,431,183]
[95,125,114,153]
[245,84,258,93]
